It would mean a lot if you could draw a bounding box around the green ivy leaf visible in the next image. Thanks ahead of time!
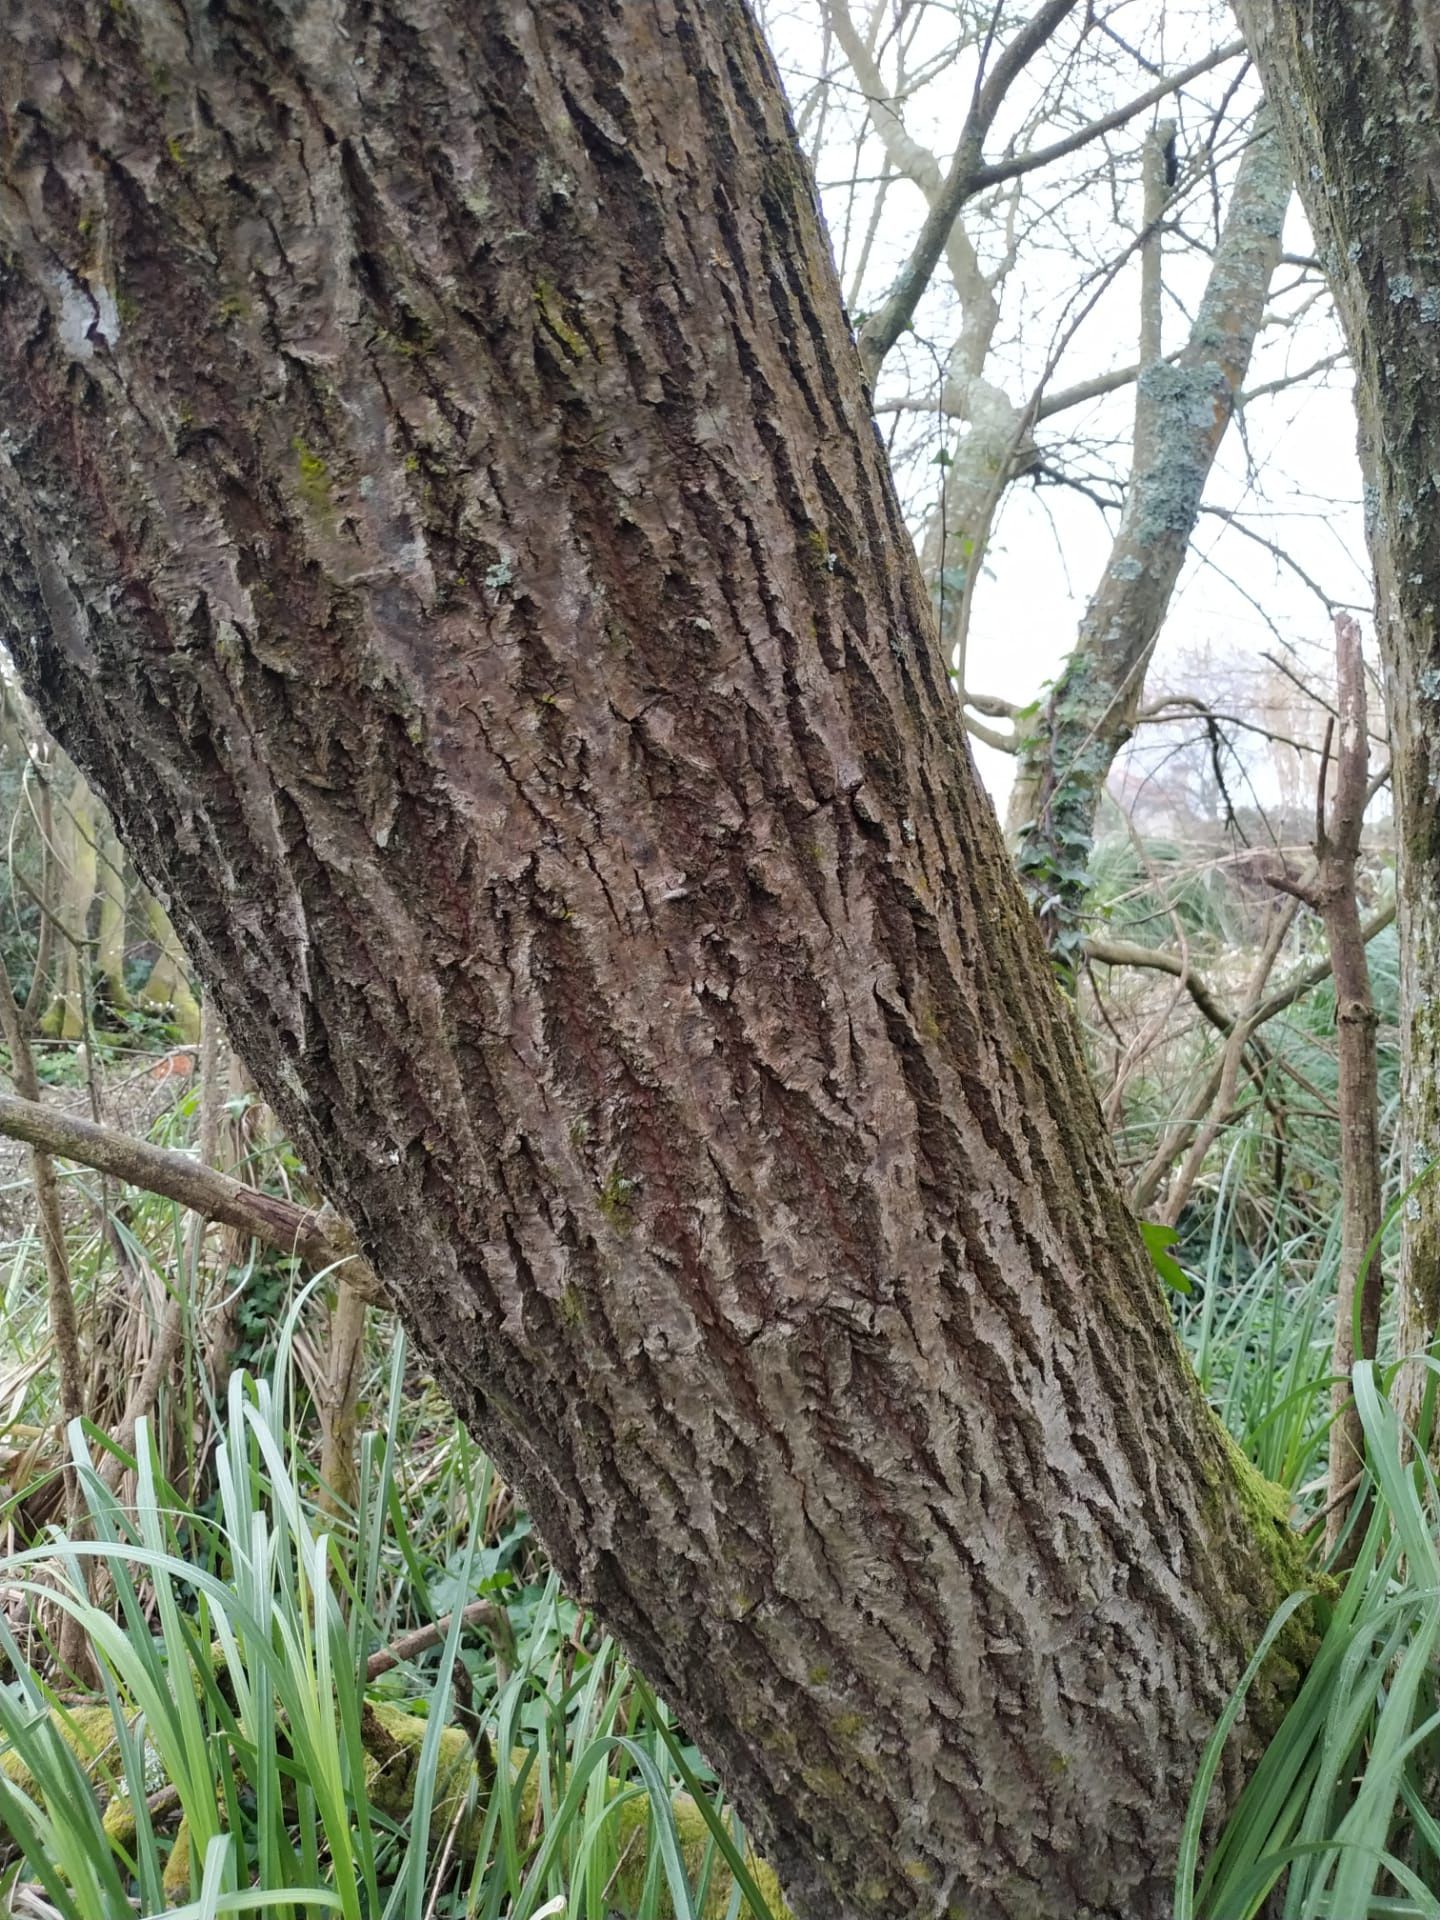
[1139,1219,1193,1296]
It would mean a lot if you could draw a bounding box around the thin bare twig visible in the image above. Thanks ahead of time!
[1315,614,1383,1559]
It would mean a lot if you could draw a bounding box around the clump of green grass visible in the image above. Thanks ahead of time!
[1173,1130,1345,1496]
[0,1312,780,1920]
[1181,1361,1440,1920]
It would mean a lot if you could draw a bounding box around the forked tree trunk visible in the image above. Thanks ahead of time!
[1237,1,1440,1431]
[0,5,1305,1914]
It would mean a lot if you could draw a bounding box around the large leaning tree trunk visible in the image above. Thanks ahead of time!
[1236,1,1440,1428]
[0,5,1306,1916]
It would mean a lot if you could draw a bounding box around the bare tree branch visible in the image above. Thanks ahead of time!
[1087,898,1394,1038]
[1315,614,1383,1558]
[857,24,1247,378]
[967,40,1248,195]
[0,1090,381,1296]
[857,0,1079,378]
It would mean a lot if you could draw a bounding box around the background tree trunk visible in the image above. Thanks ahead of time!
[136,896,201,1041]
[39,764,96,1041]
[1314,617,1383,1551]
[1236,0,1440,1428]
[94,802,130,1014]
[1007,110,1289,957]
[0,4,1305,1915]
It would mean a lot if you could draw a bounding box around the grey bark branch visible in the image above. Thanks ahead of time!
[0,1092,379,1294]
[1314,615,1382,1555]
[1085,936,1237,1036]
[1007,107,1290,954]
[1137,122,1173,390]
[0,948,92,1675]
[855,20,1246,380]
[1086,900,1395,1041]
[1156,899,1299,1227]
[1114,900,1394,1216]
[856,0,1078,380]
[964,40,1248,196]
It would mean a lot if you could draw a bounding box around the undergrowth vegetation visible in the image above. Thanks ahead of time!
[0,1277,781,1918]
[0,1358,781,1920]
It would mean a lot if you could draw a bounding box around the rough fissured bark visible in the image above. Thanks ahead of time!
[0,5,1300,1915]
[1236,1,1440,1426]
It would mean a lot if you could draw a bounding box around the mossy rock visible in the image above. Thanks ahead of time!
[362,1702,788,1917]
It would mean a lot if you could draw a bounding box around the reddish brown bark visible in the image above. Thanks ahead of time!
[1316,618,1382,1549]
[0,5,1302,1915]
